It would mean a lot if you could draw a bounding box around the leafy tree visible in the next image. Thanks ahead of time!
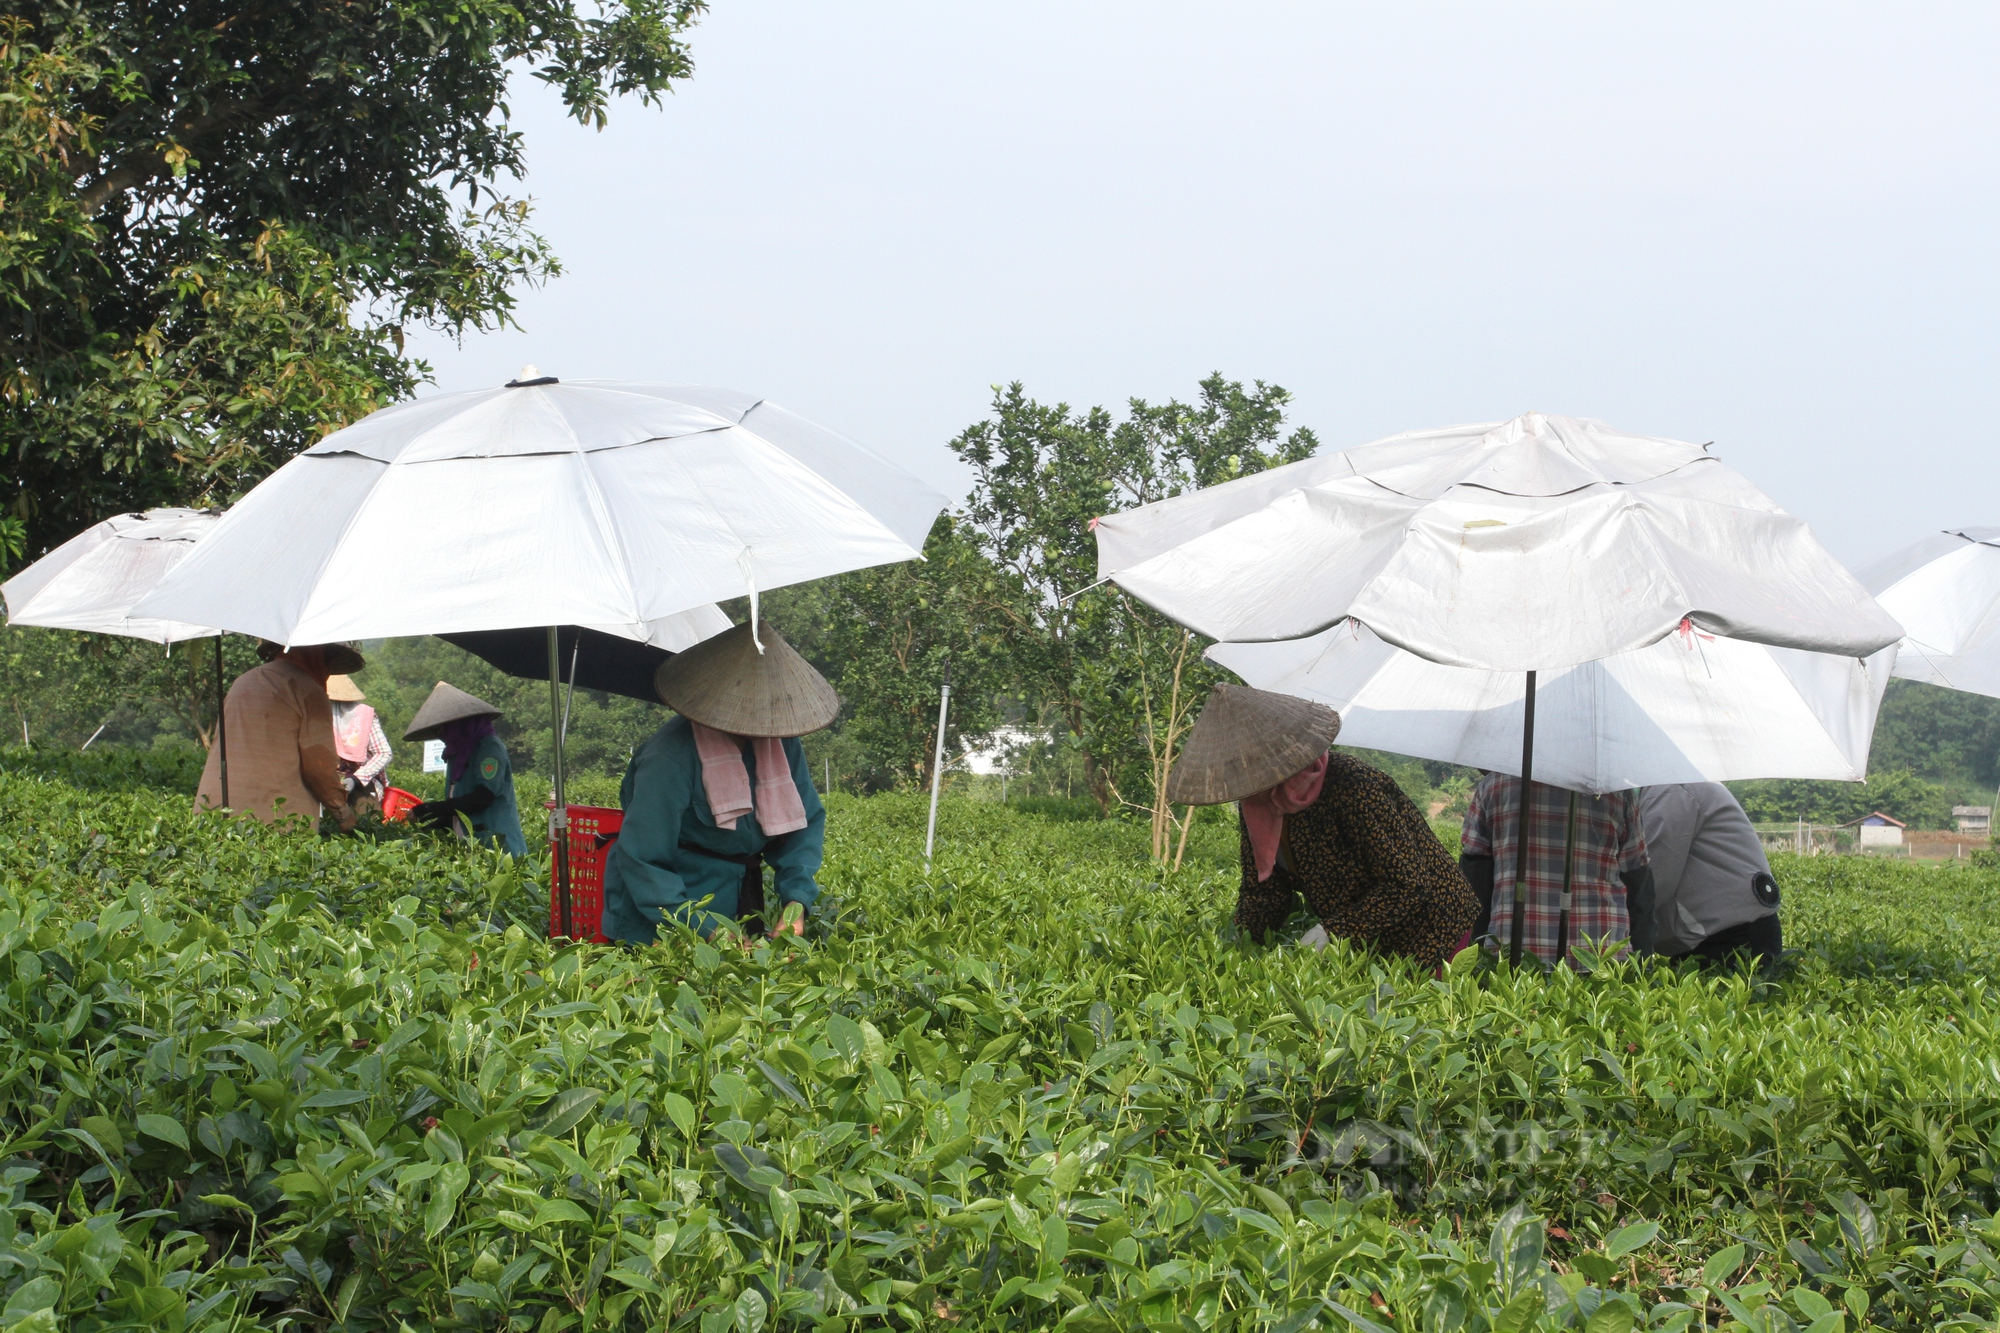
[1867,679,2000,788]
[0,0,705,553]
[799,515,1009,789]
[950,374,1318,833]
[0,624,260,749]
[1728,769,1965,830]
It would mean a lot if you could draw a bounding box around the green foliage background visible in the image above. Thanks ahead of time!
[0,0,705,553]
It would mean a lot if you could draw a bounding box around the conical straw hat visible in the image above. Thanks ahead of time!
[325,674,366,703]
[1166,683,1342,805]
[652,621,838,738]
[404,681,502,741]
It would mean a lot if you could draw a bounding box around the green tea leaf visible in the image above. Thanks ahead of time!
[1584,1299,1635,1333]
[920,1132,969,1168]
[734,1286,767,1333]
[425,1162,470,1239]
[825,1014,865,1064]
[662,1092,697,1139]
[533,1199,593,1228]
[532,1001,601,1019]
[1604,1221,1658,1259]
[754,1059,808,1108]
[2,1276,60,1322]
[1005,1198,1042,1248]
[770,1185,800,1238]
[1324,1300,1395,1333]
[78,1115,122,1156]
[534,1087,603,1137]
[135,1113,188,1150]
[1703,1242,1746,1291]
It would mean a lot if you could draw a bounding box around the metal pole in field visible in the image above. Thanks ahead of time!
[1508,670,1537,968]
[924,658,952,871]
[548,626,572,940]
[214,635,230,809]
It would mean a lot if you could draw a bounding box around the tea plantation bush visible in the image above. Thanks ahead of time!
[0,754,1994,1331]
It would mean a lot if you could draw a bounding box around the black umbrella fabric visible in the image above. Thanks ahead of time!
[440,625,670,704]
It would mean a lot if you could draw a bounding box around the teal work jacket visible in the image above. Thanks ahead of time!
[449,732,526,857]
[601,716,824,943]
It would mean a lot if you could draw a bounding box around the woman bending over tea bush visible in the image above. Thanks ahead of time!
[1170,683,1478,969]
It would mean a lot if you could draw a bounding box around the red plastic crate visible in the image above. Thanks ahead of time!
[549,804,622,943]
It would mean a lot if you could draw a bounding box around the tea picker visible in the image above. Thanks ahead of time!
[402,681,527,856]
[597,620,836,947]
[1166,682,1479,971]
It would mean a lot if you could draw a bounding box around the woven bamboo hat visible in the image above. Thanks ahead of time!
[325,674,366,703]
[403,681,503,741]
[652,621,838,738]
[1165,683,1342,805]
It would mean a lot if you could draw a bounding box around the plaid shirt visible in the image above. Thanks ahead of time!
[1462,775,1648,967]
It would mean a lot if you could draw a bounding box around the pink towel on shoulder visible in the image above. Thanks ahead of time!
[691,721,809,835]
[1240,752,1330,882]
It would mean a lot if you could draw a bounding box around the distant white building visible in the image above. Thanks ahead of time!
[1844,811,1907,848]
[1954,805,1992,835]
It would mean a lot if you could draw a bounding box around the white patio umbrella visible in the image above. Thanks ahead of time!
[1858,528,2000,698]
[133,371,948,936]
[133,374,944,643]
[3,508,217,644]
[1,509,240,799]
[1097,412,1902,963]
[1210,622,1894,795]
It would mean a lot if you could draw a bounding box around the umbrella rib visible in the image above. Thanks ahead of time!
[1357,454,1722,502]
[311,423,738,464]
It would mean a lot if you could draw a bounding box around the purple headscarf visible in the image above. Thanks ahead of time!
[439,716,498,783]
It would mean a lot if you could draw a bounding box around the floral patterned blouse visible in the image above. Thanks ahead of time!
[1233,753,1478,969]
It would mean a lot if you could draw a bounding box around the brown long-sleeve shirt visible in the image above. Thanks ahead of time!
[196,658,347,827]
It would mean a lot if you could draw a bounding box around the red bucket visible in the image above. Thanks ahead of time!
[550,804,621,943]
[380,787,422,822]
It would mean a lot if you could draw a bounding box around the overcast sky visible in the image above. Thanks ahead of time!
[409,3,2000,568]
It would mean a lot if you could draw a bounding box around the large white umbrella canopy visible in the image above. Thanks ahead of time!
[3,508,219,644]
[134,376,948,643]
[1859,528,2000,698]
[1211,622,1894,795]
[1096,412,1901,670]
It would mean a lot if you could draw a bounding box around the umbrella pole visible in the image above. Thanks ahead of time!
[214,635,230,809]
[549,626,573,940]
[1508,670,1537,967]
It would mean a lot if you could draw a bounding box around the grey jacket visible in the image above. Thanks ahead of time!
[1639,782,1779,954]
